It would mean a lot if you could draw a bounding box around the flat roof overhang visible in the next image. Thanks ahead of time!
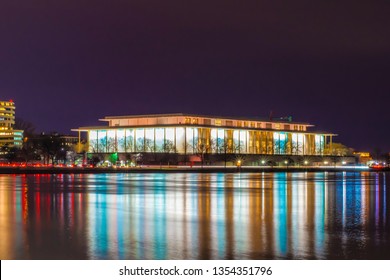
[99,113,314,126]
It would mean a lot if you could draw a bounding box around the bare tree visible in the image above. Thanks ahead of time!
[14,118,35,138]
[162,139,176,153]
[106,137,117,153]
[324,142,353,156]
[291,141,303,155]
[215,138,240,167]
[89,139,99,153]
[136,137,144,152]
[145,138,157,153]
[34,133,66,164]
[118,135,135,153]
[190,137,215,167]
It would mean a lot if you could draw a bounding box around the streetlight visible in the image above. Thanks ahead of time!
[236,159,242,172]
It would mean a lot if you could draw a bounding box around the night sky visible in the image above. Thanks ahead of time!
[1,1,389,152]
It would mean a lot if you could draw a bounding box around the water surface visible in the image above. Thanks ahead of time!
[0,172,388,259]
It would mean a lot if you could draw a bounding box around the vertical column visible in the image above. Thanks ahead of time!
[164,127,166,152]
[246,130,248,154]
[154,128,156,153]
[78,130,81,153]
[124,129,127,153]
[238,130,241,154]
[224,129,227,154]
[143,128,146,152]
[174,127,177,152]
[115,129,118,152]
[184,126,187,155]
[133,128,138,152]
[330,135,333,155]
[106,130,108,153]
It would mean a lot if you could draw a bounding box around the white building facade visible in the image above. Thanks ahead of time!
[75,114,335,157]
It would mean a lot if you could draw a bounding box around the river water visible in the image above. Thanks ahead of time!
[0,172,388,259]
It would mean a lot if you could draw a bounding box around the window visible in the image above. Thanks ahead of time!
[215,119,222,126]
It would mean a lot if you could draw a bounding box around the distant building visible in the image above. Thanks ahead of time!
[59,135,79,147]
[353,152,372,164]
[74,113,336,159]
[36,132,79,148]
[0,100,23,148]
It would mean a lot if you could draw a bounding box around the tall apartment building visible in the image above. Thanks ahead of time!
[0,100,23,148]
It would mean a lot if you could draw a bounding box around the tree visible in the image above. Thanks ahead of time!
[107,137,117,153]
[162,139,176,153]
[118,135,134,153]
[14,118,35,138]
[0,144,19,162]
[162,140,177,164]
[145,138,157,153]
[95,136,117,153]
[136,137,144,152]
[324,142,353,156]
[18,140,40,163]
[190,137,215,167]
[34,133,68,164]
[291,141,303,155]
[215,138,240,167]
[89,139,99,153]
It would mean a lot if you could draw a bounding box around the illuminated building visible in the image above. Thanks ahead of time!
[74,114,336,163]
[353,152,372,164]
[0,100,23,148]
[59,134,79,147]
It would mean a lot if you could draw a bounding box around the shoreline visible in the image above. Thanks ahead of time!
[0,165,380,174]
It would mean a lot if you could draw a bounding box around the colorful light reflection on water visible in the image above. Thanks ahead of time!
[0,172,388,259]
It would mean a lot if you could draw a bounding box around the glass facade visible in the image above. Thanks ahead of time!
[88,126,326,156]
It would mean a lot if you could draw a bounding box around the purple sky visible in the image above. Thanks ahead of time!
[1,1,390,152]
